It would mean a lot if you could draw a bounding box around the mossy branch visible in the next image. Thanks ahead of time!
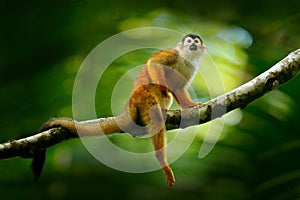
[0,49,299,160]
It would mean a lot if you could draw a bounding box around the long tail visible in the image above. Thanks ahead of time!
[39,116,121,136]
[31,110,137,180]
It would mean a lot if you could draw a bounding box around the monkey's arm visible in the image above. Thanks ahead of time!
[146,61,168,87]
[146,50,178,87]
[148,50,200,108]
[172,88,201,108]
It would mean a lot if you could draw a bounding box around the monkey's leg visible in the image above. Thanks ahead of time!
[151,127,175,186]
[147,105,175,186]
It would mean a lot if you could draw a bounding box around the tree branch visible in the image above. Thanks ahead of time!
[0,49,299,160]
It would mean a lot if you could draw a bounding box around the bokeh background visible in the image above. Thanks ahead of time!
[0,0,299,199]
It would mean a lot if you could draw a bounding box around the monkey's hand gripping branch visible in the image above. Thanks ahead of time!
[0,49,299,160]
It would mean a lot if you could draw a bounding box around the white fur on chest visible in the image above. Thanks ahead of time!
[176,53,202,84]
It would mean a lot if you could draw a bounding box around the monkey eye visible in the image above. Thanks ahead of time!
[186,38,192,43]
[194,39,200,44]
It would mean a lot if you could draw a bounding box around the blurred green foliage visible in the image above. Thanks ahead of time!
[0,0,300,199]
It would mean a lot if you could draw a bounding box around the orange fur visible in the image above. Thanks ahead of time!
[127,42,204,186]
[36,34,206,186]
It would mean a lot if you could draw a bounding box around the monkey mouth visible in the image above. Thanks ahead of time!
[189,43,197,51]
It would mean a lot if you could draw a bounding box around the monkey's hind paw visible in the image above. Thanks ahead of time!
[166,175,175,187]
[163,167,175,187]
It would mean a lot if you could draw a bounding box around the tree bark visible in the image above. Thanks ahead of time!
[0,49,299,160]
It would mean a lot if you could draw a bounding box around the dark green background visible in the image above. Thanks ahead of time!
[1,0,299,199]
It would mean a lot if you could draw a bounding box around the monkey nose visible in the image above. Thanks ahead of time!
[189,43,197,51]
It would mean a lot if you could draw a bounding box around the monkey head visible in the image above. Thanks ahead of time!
[176,33,206,61]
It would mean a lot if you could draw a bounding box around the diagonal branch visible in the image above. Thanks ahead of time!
[0,49,299,160]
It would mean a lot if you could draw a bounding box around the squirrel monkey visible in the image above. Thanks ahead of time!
[32,33,206,186]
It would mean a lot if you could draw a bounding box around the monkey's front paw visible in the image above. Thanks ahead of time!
[182,101,202,109]
[194,102,202,107]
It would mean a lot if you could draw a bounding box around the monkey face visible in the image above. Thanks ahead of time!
[176,33,206,61]
[182,34,203,51]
